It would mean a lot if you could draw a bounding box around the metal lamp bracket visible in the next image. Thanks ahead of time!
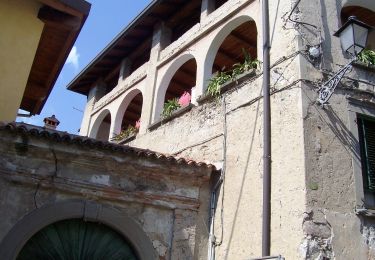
[317,59,355,106]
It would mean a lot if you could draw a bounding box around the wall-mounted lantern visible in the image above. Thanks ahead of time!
[317,16,372,105]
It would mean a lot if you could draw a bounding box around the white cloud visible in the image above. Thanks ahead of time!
[66,46,80,70]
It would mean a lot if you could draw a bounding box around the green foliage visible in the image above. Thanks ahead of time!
[162,98,181,118]
[206,71,232,98]
[232,48,260,79]
[358,49,375,66]
[206,49,260,98]
[111,125,137,142]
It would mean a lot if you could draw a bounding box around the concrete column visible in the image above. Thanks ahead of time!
[139,23,171,134]
[118,58,132,83]
[109,107,122,141]
[79,80,106,136]
[200,0,215,21]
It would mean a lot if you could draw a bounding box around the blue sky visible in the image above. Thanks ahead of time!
[18,0,152,134]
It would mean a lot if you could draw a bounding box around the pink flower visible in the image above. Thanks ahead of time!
[135,119,141,130]
[178,91,191,107]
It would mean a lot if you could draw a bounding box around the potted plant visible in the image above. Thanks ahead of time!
[161,91,192,119]
[358,49,375,66]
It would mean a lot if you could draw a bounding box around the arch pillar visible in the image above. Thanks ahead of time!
[0,200,156,260]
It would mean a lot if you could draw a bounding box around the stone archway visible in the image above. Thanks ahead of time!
[17,218,138,259]
[0,200,156,260]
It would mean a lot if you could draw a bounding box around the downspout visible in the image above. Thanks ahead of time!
[261,0,271,257]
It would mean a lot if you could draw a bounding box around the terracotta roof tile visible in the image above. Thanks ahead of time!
[0,122,215,170]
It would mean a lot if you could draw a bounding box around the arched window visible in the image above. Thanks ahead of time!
[341,6,375,49]
[164,59,196,103]
[203,16,258,94]
[89,110,111,141]
[159,58,196,119]
[17,219,138,259]
[96,113,111,141]
[121,92,143,130]
[112,91,143,142]
[212,20,257,74]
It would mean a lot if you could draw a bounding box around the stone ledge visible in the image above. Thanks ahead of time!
[117,133,137,145]
[148,103,195,131]
[197,69,257,103]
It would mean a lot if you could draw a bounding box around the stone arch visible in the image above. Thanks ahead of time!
[0,200,156,260]
[89,109,111,141]
[112,88,143,137]
[154,53,197,120]
[202,15,257,91]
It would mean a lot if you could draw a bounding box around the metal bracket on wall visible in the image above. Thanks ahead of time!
[317,60,355,105]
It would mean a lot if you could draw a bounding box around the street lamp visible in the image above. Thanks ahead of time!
[334,16,371,56]
[317,16,372,105]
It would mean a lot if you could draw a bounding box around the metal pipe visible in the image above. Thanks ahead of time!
[261,0,271,257]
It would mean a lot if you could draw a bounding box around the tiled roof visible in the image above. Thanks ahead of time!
[0,122,215,170]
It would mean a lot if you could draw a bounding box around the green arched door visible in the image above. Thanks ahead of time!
[17,219,138,260]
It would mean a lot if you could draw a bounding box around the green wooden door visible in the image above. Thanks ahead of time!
[17,219,138,260]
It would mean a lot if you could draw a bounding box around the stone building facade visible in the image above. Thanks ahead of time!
[64,0,375,259]
[0,122,215,259]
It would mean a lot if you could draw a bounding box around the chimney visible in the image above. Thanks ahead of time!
[43,115,60,130]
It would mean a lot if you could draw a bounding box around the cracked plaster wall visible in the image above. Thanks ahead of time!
[297,0,375,259]
[127,1,309,259]
[0,131,212,260]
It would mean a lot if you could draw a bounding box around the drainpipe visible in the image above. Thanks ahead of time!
[261,0,271,257]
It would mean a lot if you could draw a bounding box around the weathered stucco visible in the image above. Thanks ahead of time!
[69,0,375,259]
[0,126,214,259]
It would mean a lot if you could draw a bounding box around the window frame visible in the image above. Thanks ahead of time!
[348,98,375,209]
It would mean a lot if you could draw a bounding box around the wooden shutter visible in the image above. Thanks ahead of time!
[358,116,375,192]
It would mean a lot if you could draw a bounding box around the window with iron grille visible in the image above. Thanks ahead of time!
[358,115,375,193]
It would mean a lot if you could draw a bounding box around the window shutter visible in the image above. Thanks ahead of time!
[358,116,375,192]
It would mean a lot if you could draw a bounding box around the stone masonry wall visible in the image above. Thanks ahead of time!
[0,128,213,260]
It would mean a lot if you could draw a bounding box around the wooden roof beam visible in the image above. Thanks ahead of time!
[229,31,257,50]
[38,6,81,30]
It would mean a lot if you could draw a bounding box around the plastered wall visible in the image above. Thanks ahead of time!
[0,0,43,121]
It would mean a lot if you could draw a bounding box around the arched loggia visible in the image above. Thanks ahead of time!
[154,53,197,121]
[89,109,111,141]
[203,15,258,91]
[112,89,143,141]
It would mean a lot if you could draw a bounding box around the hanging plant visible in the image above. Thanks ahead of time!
[161,98,181,118]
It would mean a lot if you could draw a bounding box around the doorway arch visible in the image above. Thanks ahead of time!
[17,218,138,259]
[0,200,156,260]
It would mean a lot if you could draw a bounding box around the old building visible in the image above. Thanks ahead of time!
[0,122,215,259]
[0,2,217,260]
[65,0,375,259]
[0,0,90,121]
